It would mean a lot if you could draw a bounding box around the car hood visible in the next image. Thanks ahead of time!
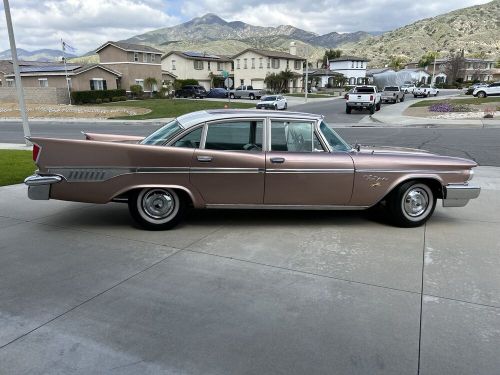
[358,145,434,155]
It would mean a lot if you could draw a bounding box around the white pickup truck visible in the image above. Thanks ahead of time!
[229,85,266,100]
[345,85,381,115]
[413,85,439,98]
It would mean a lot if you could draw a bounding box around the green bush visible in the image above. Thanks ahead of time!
[119,96,127,101]
[130,84,144,99]
[102,98,110,103]
[71,89,126,104]
[111,97,120,102]
[95,98,103,104]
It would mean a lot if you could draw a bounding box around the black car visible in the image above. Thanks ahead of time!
[175,85,207,98]
[206,88,228,98]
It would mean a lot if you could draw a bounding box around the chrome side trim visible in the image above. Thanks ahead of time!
[355,169,464,174]
[205,204,369,210]
[191,167,265,174]
[267,168,354,174]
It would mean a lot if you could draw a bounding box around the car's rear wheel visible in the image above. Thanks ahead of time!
[274,104,278,110]
[284,103,287,110]
[128,188,186,230]
[400,95,404,102]
[346,105,351,114]
[249,94,255,100]
[414,94,417,98]
[387,181,436,227]
[230,93,235,99]
[370,105,375,115]
[376,102,381,111]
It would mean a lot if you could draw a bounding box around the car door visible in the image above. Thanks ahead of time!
[190,119,265,205]
[264,119,354,206]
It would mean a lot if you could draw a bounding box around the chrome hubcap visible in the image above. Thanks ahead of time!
[403,188,429,217]
[142,189,175,219]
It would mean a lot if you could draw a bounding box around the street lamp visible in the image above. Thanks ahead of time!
[3,0,31,145]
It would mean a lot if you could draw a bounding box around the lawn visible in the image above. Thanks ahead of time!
[0,150,34,186]
[410,97,500,107]
[286,93,339,98]
[104,99,256,120]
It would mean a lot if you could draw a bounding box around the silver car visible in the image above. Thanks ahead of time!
[256,95,288,110]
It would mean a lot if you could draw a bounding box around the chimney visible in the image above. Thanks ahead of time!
[289,42,297,56]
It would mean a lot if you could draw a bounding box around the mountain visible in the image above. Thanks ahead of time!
[124,13,370,49]
[0,48,76,62]
[339,0,500,66]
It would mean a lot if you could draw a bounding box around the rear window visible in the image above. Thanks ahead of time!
[384,87,399,91]
[353,87,375,93]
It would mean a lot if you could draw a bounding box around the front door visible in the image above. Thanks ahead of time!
[190,119,265,204]
[264,120,354,205]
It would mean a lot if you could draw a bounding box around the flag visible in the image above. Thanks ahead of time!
[61,40,76,53]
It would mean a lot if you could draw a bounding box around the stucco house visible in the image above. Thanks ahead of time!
[328,56,369,85]
[161,51,233,90]
[231,48,305,92]
[95,41,163,92]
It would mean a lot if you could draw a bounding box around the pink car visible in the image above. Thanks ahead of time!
[25,110,480,229]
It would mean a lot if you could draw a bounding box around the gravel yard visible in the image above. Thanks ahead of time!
[0,103,151,119]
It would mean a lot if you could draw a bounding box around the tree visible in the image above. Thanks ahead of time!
[445,52,466,83]
[322,49,342,68]
[264,69,296,93]
[418,51,439,68]
[388,55,408,71]
[144,77,158,97]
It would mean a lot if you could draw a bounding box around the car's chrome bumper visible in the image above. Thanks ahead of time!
[24,174,63,200]
[443,184,481,207]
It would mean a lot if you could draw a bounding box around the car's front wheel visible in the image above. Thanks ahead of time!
[477,91,486,98]
[387,181,436,227]
[128,188,186,230]
[230,93,235,99]
[249,94,255,100]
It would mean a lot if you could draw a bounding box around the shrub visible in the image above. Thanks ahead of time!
[429,102,475,113]
[119,96,127,101]
[130,85,144,99]
[111,97,120,102]
[95,98,103,104]
[71,89,126,104]
[102,98,110,103]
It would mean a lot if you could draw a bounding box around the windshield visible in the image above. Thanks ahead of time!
[319,121,351,152]
[262,96,276,101]
[140,120,182,145]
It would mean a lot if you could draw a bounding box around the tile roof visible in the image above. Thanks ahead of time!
[95,41,163,54]
[329,56,369,62]
[162,51,232,62]
[232,48,305,60]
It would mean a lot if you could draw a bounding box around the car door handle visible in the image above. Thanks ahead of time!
[197,155,213,162]
[270,157,285,164]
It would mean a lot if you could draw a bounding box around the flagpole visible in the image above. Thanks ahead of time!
[61,39,72,105]
[3,0,31,145]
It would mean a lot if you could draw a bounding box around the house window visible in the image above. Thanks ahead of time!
[271,58,280,69]
[7,79,15,87]
[143,53,148,63]
[90,78,106,91]
[0,79,2,87]
[360,61,364,68]
[217,62,223,71]
[38,78,48,87]
[240,79,244,85]
[194,60,204,70]
[231,62,234,71]
[66,78,72,89]
[294,60,301,70]
[208,61,211,70]
[172,60,176,70]
[237,59,240,69]
[244,58,248,69]
[135,79,144,89]
[151,54,155,62]
[286,60,289,69]
[134,52,139,62]
[351,61,354,68]
[356,61,358,68]
[267,58,271,68]
[259,58,263,69]
[251,58,255,69]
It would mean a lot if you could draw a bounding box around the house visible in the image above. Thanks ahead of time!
[404,57,495,83]
[161,51,233,90]
[0,60,122,104]
[231,48,305,92]
[304,68,345,88]
[328,56,369,85]
[95,41,163,92]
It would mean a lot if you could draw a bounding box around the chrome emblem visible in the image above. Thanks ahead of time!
[363,174,388,188]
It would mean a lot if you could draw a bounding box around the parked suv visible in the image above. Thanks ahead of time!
[473,82,500,98]
[175,85,207,99]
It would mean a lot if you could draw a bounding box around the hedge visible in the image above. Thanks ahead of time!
[71,89,127,104]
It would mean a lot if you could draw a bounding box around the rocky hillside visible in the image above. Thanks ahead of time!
[340,0,500,66]
[0,48,76,62]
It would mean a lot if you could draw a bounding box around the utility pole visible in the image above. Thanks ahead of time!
[304,46,309,103]
[431,54,437,85]
[3,0,31,145]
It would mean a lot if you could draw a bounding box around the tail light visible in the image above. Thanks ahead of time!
[370,95,373,101]
[32,143,41,162]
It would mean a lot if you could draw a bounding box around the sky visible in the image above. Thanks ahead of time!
[0,0,493,54]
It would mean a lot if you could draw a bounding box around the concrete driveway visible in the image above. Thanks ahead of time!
[0,167,499,374]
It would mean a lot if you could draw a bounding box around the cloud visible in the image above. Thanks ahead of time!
[0,0,493,53]
[0,0,179,52]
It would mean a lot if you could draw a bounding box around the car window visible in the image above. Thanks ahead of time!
[141,120,182,145]
[173,127,203,148]
[271,121,320,152]
[204,121,263,151]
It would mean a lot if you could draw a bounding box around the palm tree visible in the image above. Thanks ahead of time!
[144,77,158,97]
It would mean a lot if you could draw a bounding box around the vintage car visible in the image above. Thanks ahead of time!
[25,110,480,230]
